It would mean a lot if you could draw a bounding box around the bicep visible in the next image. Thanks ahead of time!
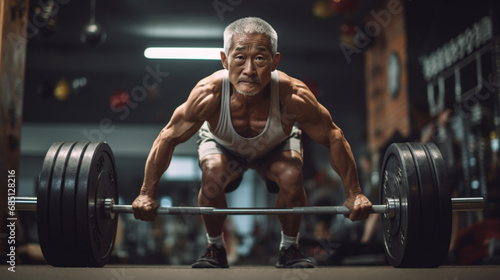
[159,103,203,145]
[283,74,344,146]
[299,104,343,147]
[184,72,221,122]
[160,74,220,143]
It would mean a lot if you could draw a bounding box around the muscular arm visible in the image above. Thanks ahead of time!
[140,103,204,197]
[133,71,222,220]
[281,73,371,220]
[302,99,371,220]
[300,103,362,199]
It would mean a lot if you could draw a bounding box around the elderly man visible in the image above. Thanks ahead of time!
[132,17,372,269]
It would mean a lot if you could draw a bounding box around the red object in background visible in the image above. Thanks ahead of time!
[340,19,356,47]
[340,19,356,34]
[330,0,360,14]
[110,89,130,109]
[453,219,500,265]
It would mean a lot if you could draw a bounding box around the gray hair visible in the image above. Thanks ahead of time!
[223,17,278,59]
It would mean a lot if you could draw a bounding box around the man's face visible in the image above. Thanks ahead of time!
[221,33,280,96]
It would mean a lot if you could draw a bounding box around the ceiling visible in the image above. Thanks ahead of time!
[26,0,382,59]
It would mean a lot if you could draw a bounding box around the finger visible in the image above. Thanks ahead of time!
[132,205,147,220]
[145,214,157,222]
[360,202,372,220]
[133,206,150,221]
[356,203,368,220]
[139,210,152,221]
[349,203,362,221]
[144,208,158,221]
[132,205,140,220]
[136,211,147,221]
[350,212,360,221]
[139,213,150,221]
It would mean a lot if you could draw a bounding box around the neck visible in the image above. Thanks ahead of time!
[233,84,270,104]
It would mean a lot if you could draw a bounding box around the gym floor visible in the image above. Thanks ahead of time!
[1,265,500,280]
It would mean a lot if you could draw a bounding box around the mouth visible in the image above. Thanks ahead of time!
[237,79,260,85]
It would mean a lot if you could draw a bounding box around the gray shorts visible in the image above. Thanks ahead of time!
[197,124,303,193]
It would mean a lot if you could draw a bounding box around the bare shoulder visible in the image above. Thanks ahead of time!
[277,71,321,121]
[184,70,225,122]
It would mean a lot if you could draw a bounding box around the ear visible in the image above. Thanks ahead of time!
[221,51,228,70]
[272,52,280,71]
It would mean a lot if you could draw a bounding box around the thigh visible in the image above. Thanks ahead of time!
[263,150,304,187]
[200,153,245,192]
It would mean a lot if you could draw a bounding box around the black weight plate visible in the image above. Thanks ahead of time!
[37,142,65,266]
[43,142,91,266]
[48,142,76,248]
[50,142,82,266]
[406,143,437,267]
[380,143,421,267]
[75,142,118,267]
[61,142,91,260]
[422,142,452,267]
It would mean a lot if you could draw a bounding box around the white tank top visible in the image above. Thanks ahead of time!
[207,70,289,159]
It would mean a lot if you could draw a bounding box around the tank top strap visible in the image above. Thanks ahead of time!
[211,70,230,134]
[269,71,282,126]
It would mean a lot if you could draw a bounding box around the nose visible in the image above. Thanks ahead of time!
[242,59,257,76]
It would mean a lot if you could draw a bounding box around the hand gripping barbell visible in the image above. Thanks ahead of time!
[12,141,484,268]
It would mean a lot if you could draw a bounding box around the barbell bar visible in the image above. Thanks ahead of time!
[13,196,484,215]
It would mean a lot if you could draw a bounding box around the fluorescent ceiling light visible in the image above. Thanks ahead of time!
[144,47,222,60]
[139,26,223,39]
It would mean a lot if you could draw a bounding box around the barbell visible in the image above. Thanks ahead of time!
[12,141,484,268]
[15,196,483,216]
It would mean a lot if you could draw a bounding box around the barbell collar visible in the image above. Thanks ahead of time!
[13,196,37,211]
[451,197,485,211]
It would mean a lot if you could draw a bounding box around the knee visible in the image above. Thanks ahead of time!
[200,156,239,198]
[275,163,304,195]
[200,165,226,198]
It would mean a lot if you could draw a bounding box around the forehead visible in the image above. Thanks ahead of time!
[230,33,272,53]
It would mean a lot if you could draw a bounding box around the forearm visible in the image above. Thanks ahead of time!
[290,90,363,197]
[139,100,205,197]
[327,131,362,198]
[140,132,175,197]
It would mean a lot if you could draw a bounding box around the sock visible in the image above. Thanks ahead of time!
[207,233,225,248]
[280,231,299,250]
